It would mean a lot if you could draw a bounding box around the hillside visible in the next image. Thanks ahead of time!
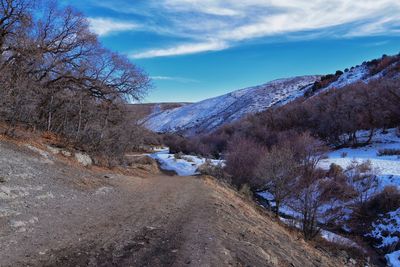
[127,103,191,120]
[145,53,400,136]
[0,136,356,267]
[145,76,320,135]
[306,53,400,96]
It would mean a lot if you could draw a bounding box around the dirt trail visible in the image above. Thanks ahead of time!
[0,140,349,267]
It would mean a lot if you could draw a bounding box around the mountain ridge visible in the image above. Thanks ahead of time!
[144,53,400,136]
[145,75,320,135]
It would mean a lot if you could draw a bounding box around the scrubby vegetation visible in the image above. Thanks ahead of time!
[367,54,400,76]
[167,74,400,159]
[305,72,342,96]
[377,148,400,156]
[0,0,157,164]
[162,56,400,251]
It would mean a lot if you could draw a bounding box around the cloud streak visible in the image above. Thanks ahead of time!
[87,17,138,36]
[132,41,228,59]
[88,0,400,57]
[151,76,200,83]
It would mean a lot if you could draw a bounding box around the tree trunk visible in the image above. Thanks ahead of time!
[275,200,280,217]
[76,98,83,139]
[47,95,54,132]
[365,128,375,144]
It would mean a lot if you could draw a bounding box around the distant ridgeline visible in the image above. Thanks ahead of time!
[145,53,400,137]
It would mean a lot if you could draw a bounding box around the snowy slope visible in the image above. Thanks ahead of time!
[145,55,399,136]
[319,128,400,189]
[320,64,387,92]
[386,250,400,267]
[317,57,400,94]
[145,76,319,135]
[324,65,370,90]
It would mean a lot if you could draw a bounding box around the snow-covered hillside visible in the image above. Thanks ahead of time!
[320,128,400,188]
[145,76,319,135]
[319,62,396,93]
[145,55,400,136]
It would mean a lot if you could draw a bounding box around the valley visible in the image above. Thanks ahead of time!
[1,1,400,266]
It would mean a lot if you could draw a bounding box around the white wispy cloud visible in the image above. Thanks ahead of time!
[91,0,400,57]
[87,17,138,36]
[151,76,200,83]
[131,41,228,59]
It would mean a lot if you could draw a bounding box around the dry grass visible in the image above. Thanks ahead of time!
[0,123,162,179]
[203,176,375,266]
[203,176,344,266]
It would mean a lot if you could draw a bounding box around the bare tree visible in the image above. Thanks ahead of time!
[345,160,379,206]
[0,0,31,51]
[255,144,298,216]
[0,0,151,164]
[286,134,329,240]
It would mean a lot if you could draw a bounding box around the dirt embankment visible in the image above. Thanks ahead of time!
[0,139,359,267]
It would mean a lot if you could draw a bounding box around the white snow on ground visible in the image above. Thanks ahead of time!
[150,150,224,176]
[320,128,400,188]
[152,147,170,153]
[386,250,400,267]
[318,62,390,94]
[320,230,361,248]
[257,191,301,218]
[258,192,361,249]
[367,208,400,249]
[324,65,369,91]
[279,216,361,249]
[259,128,400,251]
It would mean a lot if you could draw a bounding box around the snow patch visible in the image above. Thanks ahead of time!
[386,250,400,267]
[367,208,400,249]
[150,151,224,176]
[320,230,361,248]
[320,128,400,188]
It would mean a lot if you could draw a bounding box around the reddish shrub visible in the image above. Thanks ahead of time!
[225,137,267,188]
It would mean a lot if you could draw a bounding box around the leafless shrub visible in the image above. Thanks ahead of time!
[377,148,400,156]
[350,186,400,236]
[197,160,225,179]
[225,137,267,188]
[174,152,184,160]
[345,160,379,205]
[255,143,298,216]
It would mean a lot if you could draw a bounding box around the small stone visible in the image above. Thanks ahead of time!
[75,152,92,167]
[61,150,72,157]
[46,146,60,155]
[348,258,357,265]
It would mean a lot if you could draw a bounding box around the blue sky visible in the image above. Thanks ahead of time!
[62,0,400,103]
